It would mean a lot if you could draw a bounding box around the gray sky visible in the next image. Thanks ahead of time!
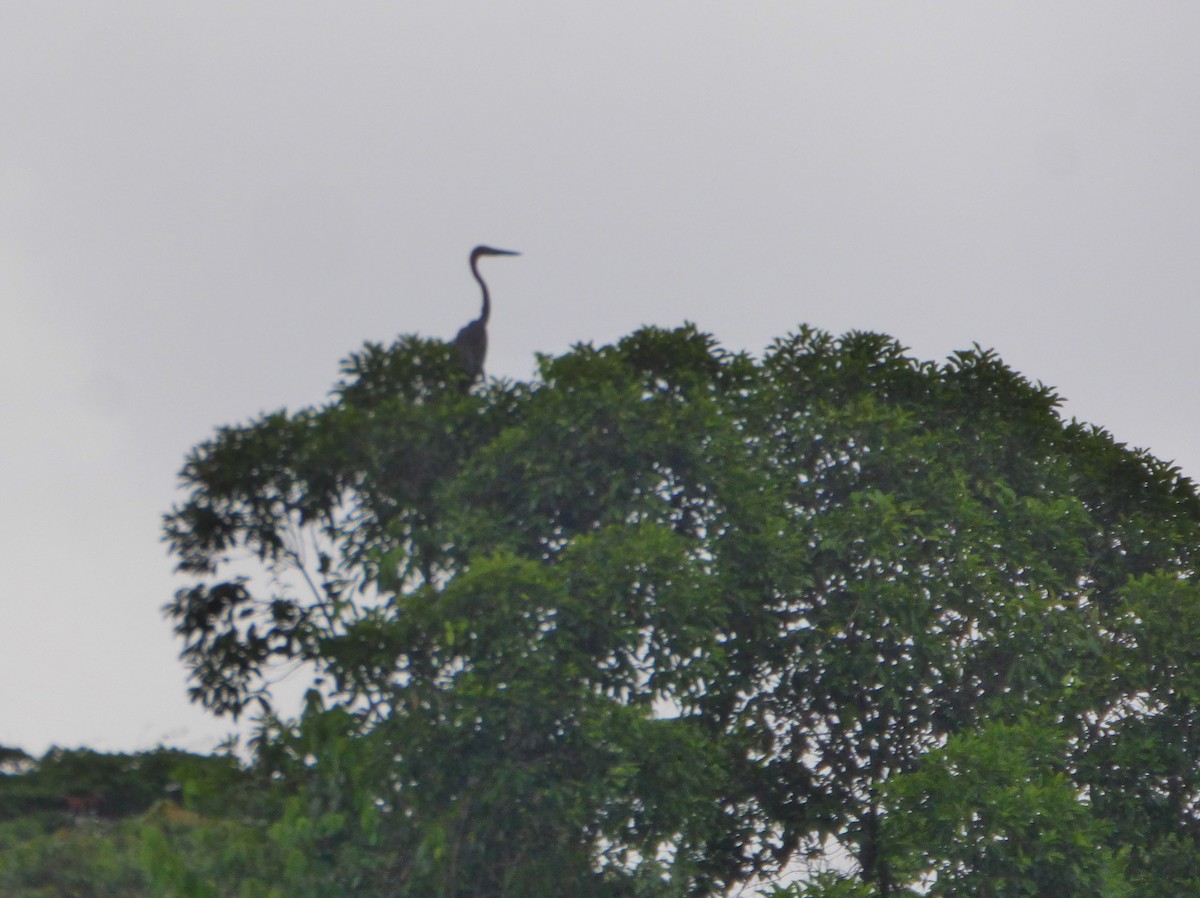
[4,3,1200,756]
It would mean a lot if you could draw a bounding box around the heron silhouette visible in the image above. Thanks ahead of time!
[454,245,520,385]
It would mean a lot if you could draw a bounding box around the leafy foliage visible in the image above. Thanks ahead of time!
[157,325,1200,895]
[0,746,249,898]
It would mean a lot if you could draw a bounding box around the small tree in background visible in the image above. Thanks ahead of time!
[158,325,1200,896]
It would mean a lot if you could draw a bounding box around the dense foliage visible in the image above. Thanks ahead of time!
[0,745,245,897]
[160,326,1200,895]
[13,325,1200,896]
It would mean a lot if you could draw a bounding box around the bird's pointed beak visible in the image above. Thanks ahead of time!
[471,245,521,260]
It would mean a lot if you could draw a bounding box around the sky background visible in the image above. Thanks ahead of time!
[3,3,1200,756]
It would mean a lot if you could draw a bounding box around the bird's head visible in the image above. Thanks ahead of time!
[471,245,521,261]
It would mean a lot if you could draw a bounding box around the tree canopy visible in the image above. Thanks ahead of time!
[157,325,1200,896]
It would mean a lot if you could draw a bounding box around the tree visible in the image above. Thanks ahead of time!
[163,325,1200,896]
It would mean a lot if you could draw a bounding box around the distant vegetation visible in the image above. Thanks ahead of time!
[7,326,1200,896]
[0,744,246,896]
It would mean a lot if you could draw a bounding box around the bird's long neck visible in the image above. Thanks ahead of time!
[470,255,491,324]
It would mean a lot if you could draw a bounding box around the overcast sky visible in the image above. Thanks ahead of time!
[4,3,1200,756]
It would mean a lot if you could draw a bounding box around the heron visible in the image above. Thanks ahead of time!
[454,245,520,385]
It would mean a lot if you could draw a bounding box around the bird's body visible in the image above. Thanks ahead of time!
[454,245,519,385]
[454,317,487,383]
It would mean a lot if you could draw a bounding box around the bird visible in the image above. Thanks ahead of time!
[454,245,520,385]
